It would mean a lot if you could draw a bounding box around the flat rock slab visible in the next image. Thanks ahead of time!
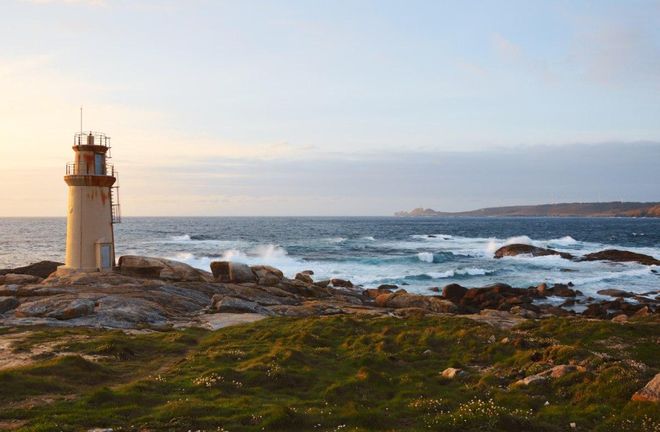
[194,313,266,330]
[462,309,526,330]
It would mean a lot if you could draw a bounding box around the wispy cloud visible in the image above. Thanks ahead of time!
[572,21,660,87]
[491,33,556,84]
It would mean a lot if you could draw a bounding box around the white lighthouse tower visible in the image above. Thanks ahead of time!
[60,131,121,272]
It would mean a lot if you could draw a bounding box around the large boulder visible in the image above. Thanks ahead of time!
[210,261,257,283]
[494,244,573,260]
[457,283,540,312]
[0,261,62,279]
[442,283,468,302]
[363,287,393,300]
[632,372,660,402]
[251,265,284,286]
[118,256,212,282]
[581,250,660,266]
[295,272,314,284]
[0,296,19,313]
[15,296,96,320]
[330,278,354,288]
[597,288,634,298]
[278,279,332,298]
[375,292,457,313]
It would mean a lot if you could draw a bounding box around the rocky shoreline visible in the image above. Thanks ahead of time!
[0,244,657,330]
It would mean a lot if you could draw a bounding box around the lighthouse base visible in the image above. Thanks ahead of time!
[55,265,115,275]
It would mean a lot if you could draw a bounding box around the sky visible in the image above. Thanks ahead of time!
[0,0,659,216]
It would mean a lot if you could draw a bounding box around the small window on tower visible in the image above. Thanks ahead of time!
[95,153,105,175]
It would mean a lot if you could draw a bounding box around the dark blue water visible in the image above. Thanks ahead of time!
[1,217,658,297]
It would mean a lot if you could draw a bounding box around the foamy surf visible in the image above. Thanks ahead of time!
[93,217,659,298]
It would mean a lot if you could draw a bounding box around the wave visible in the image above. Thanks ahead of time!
[174,244,309,277]
[563,266,657,287]
[324,237,347,244]
[409,267,494,280]
[547,235,578,246]
[362,236,376,241]
[415,251,458,263]
[417,252,434,263]
[169,234,191,242]
[411,234,453,240]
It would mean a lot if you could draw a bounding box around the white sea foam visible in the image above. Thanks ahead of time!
[417,252,434,263]
[163,231,659,298]
[564,266,656,287]
[325,237,347,244]
[218,249,248,261]
[547,235,578,246]
[169,234,191,242]
[170,252,213,270]
[504,235,534,245]
[425,268,492,278]
[498,254,575,266]
[426,270,455,278]
[459,267,491,276]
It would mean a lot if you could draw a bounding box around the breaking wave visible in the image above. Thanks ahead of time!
[417,252,434,263]
[412,268,494,280]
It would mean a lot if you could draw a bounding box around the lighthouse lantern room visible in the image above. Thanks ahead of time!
[60,131,121,272]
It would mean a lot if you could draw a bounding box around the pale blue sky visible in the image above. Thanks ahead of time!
[0,0,659,215]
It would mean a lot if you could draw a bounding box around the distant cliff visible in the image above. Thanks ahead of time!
[395,202,660,218]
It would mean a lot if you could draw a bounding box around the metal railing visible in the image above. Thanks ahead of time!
[74,131,111,147]
[65,162,116,177]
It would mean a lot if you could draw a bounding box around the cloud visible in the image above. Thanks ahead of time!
[492,33,522,62]
[572,21,660,86]
[491,33,556,84]
[120,142,660,216]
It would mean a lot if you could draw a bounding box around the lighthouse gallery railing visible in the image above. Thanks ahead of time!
[65,163,116,177]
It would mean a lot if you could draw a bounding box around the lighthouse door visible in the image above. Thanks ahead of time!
[100,244,112,269]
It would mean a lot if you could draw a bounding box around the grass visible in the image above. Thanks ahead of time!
[0,315,658,431]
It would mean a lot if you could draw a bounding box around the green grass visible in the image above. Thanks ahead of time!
[0,315,658,431]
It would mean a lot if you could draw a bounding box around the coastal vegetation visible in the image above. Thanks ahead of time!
[1,314,658,431]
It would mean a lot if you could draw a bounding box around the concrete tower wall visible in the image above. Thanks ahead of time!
[61,134,117,272]
[63,183,115,271]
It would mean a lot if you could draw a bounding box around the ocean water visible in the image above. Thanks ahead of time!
[0,217,658,298]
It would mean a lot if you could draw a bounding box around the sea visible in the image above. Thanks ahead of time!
[1,217,658,298]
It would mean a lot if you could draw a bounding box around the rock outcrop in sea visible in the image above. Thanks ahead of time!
[493,244,660,266]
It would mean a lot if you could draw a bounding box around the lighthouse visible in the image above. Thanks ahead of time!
[60,131,121,272]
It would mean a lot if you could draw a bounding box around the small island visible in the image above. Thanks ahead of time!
[395,201,660,218]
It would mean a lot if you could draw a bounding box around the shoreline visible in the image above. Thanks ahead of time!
[1,248,657,331]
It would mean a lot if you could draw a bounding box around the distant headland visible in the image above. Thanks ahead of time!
[395,201,660,218]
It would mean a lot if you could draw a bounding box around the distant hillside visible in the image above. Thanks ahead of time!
[395,202,660,218]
